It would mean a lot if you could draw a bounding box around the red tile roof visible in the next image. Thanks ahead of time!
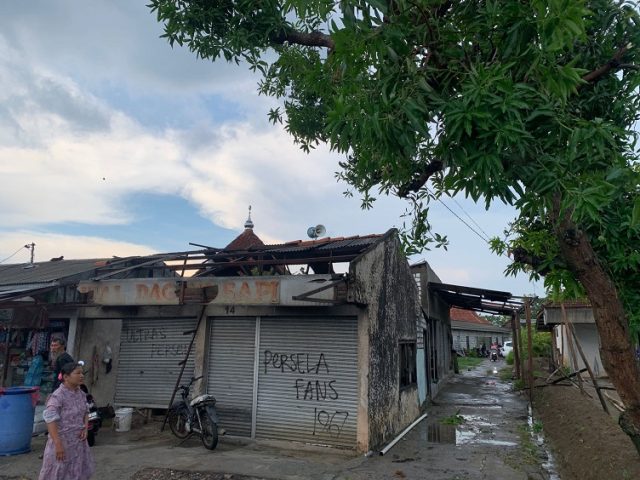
[225,229,265,251]
[450,307,493,325]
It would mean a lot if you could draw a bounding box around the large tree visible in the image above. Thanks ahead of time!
[149,0,640,449]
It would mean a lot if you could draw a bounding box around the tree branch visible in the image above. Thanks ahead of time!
[510,246,552,276]
[271,28,334,50]
[397,159,443,197]
[582,46,629,83]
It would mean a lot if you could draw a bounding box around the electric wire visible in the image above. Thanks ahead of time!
[0,246,26,264]
[426,188,512,261]
[427,189,491,244]
[450,196,492,242]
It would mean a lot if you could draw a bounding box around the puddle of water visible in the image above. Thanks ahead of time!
[426,422,456,444]
[462,415,495,427]
[425,422,517,447]
[528,404,561,480]
[435,402,503,409]
[460,438,518,447]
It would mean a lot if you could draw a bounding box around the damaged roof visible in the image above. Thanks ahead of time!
[91,231,390,280]
[429,282,523,315]
[0,258,110,286]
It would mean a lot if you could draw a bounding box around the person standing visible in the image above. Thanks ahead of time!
[50,338,74,392]
[38,362,95,480]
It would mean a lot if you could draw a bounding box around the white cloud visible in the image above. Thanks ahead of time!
[0,2,542,296]
[0,1,258,97]
[0,35,408,240]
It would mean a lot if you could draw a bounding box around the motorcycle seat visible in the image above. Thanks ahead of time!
[190,394,216,406]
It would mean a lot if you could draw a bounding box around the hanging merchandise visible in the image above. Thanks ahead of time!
[1,317,68,397]
[25,331,50,356]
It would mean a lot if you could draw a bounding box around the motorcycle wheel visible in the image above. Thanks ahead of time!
[167,408,190,439]
[200,411,218,450]
[87,430,95,447]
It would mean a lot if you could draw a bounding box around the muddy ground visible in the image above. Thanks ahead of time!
[7,359,639,480]
[532,377,640,480]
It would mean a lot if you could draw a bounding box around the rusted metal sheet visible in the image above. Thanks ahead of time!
[77,275,341,306]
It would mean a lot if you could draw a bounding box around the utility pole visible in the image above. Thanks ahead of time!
[24,242,35,264]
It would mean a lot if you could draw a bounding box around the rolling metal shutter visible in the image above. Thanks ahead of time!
[256,316,358,448]
[115,318,197,408]
[206,317,256,437]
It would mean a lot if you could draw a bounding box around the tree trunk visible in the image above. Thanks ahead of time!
[551,200,640,454]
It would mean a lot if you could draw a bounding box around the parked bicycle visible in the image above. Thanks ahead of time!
[167,375,220,450]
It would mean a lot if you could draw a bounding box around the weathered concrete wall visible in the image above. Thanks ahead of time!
[350,232,421,450]
[356,311,370,453]
[411,263,453,400]
[555,324,606,377]
[75,318,122,406]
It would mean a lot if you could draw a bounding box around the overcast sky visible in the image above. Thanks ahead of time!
[0,1,542,297]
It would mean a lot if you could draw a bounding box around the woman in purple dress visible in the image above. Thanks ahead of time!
[39,362,95,480]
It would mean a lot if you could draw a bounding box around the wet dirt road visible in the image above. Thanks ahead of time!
[339,359,552,480]
[0,359,552,480]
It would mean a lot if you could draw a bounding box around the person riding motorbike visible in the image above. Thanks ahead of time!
[489,348,499,362]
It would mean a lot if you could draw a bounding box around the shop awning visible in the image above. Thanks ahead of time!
[0,283,58,304]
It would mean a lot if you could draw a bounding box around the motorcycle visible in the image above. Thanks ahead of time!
[80,384,102,447]
[167,375,220,450]
[490,349,499,362]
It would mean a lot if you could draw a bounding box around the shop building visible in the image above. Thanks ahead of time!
[74,224,431,452]
[2,220,475,452]
[0,257,172,401]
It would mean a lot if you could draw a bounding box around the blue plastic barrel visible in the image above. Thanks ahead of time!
[0,386,38,456]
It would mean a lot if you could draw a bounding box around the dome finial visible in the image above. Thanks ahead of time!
[244,205,254,229]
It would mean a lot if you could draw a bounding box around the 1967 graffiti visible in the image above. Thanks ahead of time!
[312,409,349,438]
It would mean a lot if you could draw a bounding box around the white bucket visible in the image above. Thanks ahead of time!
[113,407,133,432]
[33,405,47,435]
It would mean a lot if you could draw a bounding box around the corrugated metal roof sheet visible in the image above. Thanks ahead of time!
[429,282,522,315]
[0,259,109,286]
[544,299,591,308]
[257,235,382,255]
[316,236,381,250]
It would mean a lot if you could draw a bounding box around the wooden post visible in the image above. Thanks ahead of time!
[161,304,207,431]
[517,311,526,381]
[567,320,610,413]
[560,303,584,394]
[525,299,534,403]
[511,312,521,380]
